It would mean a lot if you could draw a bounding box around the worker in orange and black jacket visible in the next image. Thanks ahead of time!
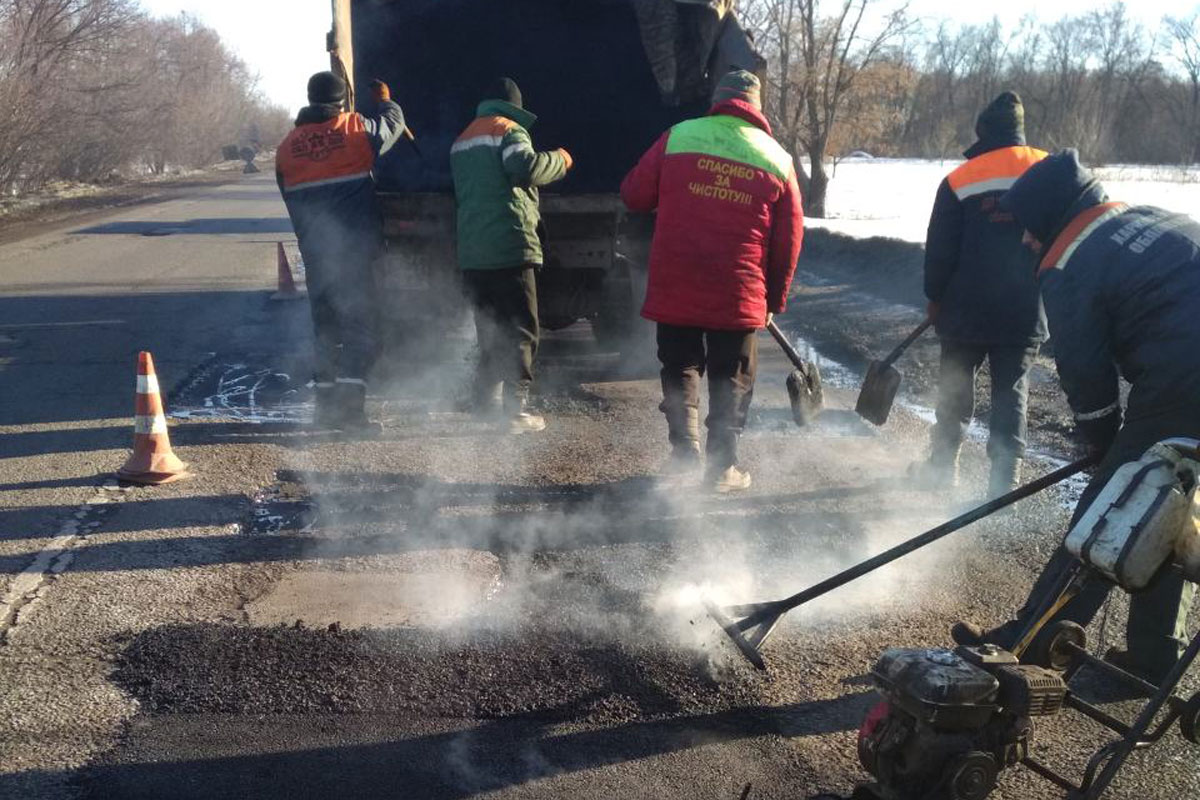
[276,71,406,435]
[910,92,1048,497]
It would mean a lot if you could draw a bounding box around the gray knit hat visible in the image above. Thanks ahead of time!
[713,69,761,109]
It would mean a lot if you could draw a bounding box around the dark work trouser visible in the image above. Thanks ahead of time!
[463,266,539,409]
[932,340,1038,462]
[1007,413,1200,678]
[657,324,757,471]
[305,253,379,386]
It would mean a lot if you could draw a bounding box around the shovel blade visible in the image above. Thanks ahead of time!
[786,361,823,427]
[855,359,902,426]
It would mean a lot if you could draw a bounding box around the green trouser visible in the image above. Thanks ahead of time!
[1010,413,1199,679]
[462,266,539,411]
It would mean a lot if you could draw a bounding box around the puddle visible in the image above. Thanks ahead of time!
[245,553,502,629]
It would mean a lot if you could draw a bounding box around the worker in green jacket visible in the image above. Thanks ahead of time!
[450,77,573,433]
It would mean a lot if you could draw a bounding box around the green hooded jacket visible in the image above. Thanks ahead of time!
[450,100,571,270]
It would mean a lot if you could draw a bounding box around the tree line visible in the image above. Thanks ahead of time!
[739,1,1200,216]
[0,0,289,196]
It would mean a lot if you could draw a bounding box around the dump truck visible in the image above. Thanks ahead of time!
[326,0,763,354]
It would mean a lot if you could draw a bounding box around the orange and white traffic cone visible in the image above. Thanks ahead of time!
[270,242,304,301]
[117,351,191,486]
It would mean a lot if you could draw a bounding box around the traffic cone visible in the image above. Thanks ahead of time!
[117,352,191,486]
[270,242,304,301]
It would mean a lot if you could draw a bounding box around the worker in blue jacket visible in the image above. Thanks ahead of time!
[911,93,1048,497]
[954,149,1200,685]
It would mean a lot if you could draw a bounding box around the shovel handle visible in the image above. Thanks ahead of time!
[879,318,933,370]
[766,320,808,372]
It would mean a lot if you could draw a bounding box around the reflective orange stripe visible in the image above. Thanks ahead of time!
[1039,202,1128,273]
[277,112,374,190]
[947,146,1048,200]
[454,116,516,143]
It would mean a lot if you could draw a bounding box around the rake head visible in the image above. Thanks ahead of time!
[703,599,789,671]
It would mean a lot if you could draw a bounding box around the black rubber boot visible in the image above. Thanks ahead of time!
[334,381,382,438]
[951,619,1022,649]
[311,383,340,430]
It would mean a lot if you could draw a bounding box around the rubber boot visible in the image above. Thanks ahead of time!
[311,383,340,430]
[950,620,1021,649]
[505,387,545,434]
[708,464,752,494]
[662,404,702,475]
[334,381,382,438]
[908,444,960,489]
[988,455,1022,499]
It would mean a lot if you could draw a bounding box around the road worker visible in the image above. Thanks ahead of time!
[954,149,1200,685]
[911,92,1049,497]
[621,69,803,492]
[276,71,406,434]
[451,77,573,433]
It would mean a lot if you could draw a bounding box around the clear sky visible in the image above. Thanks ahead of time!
[140,0,1199,110]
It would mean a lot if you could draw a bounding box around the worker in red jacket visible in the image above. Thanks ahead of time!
[621,70,804,493]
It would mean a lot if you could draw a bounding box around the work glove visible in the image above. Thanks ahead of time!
[926,300,940,322]
[1074,407,1121,461]
[370,79,391,103]
[556,148,574,171]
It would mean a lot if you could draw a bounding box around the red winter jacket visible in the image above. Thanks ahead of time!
[620,100,804,330]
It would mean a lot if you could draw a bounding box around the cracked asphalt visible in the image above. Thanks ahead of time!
[0,176,1196,800]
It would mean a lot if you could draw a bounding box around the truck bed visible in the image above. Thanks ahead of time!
[348,0,707,194]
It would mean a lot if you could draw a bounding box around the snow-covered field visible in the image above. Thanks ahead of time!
[806,158,1200,243]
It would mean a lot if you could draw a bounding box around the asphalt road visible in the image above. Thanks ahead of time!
[0,176,1197,800]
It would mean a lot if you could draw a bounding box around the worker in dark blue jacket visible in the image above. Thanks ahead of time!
[276,72,406,434]
[911,93,1048,497]
[954,149,1200,685]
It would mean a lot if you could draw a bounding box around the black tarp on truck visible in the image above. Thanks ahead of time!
[327,0,763,348]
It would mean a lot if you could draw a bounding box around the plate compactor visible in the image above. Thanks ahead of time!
[825,438,1200,800]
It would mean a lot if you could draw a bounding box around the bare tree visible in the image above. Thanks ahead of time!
[743,0,913,217]
[1165,11,1200,163]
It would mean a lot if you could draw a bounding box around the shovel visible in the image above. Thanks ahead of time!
[766,320,823,426]
[705,455,1099,670]
[854,319,933,426]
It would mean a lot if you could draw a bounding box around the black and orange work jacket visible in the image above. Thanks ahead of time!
[923,139,1049,346]
[275,101,405,272]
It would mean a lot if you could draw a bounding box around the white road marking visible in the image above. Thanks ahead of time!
[0,483,124,641]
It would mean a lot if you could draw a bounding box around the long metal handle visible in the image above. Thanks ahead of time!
[879,318,933,370]
[737,455,1100,628]
[766,320,806,371]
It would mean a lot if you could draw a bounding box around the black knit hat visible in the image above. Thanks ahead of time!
[490,77,523,109]
[1000,148,1109,244]
[307,71,347,105]
[976,91,1024,143]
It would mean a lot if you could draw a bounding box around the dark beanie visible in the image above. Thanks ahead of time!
[307,71,347,105]
[975,91,1024,143]
[1000,148,1109,245]
[490,77,523,109]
